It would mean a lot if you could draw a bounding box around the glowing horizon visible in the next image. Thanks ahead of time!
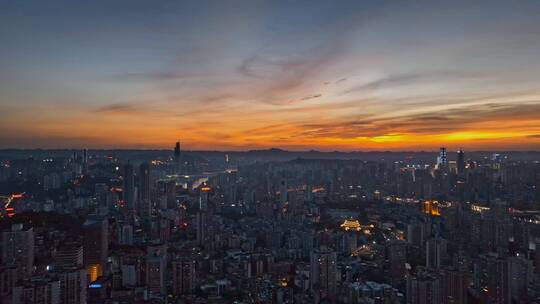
[1,1,540,151]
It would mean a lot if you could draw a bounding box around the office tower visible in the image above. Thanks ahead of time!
[146,245,167,295]
[2,224,34,278]
[457,150,465,175]
[172,258,196,295]
[310,246,337,301]
[196,212,206,246]
[83,216,108,282]
[174,141,181,162]
[437,147,448,168]
[57,267,87,304]
[426,238,447,269]
[43,172,62,191]
[199,188,209,212]
[199,184,213,211]
[123,162,135,209]
[173,141,182,174]
[138,162,151,216]
[54,242,84,268]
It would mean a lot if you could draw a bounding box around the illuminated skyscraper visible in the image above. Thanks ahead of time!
[457,149,465,175]
[199,186,209,211]
[54,242,84,268]
[437,147,448,168]
[83,216,108,283]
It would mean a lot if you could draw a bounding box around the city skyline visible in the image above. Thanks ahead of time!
[2,0,540,151]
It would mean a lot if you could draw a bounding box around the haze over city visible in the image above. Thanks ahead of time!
[1,0,540,151]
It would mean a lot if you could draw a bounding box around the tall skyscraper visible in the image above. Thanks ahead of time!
[173,141,182,174]
[83,216,108,283]
[310,246,337,301]
[199,188,209,211]
[123,161,135,209]
[2,224,34,278]
[196,212,206,246]
[437,147,448,168]
[156,179,176,209]
[54,242,84,268]
[138,162,151,215]
[426,237,447,269]
[146,245,167,295]
[174,141,181,162]
[457,149,465,175]
[172,258,196,295]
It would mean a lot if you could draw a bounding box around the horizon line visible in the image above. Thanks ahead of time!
[1,147,540,153]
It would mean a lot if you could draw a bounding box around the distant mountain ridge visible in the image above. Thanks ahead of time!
[1,148,540,162]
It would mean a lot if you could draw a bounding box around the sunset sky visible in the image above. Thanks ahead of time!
[1,0,540,151]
